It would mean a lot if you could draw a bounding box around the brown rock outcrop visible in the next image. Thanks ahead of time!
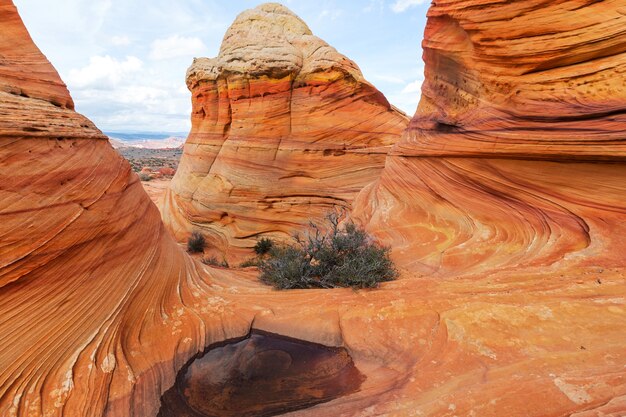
[158,330,365,417]
[162,3,408,260]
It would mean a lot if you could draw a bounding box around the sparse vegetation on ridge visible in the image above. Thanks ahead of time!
[138,172,152,181]
[187,230,206,253]
[202,256,229,268]
[254,237,274,256]
[239,258,260,268]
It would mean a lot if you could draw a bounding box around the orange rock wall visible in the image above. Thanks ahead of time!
[354,0,626,276]
[0,3,253,415]
[405,0,626,159]
[349,3,626,414]
[162,4,408,260]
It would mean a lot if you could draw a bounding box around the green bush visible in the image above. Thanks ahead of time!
[258,212,397,289]
[253,237,274,255]
[138,172,152,181]
[239,258,260,268]
[187,231,205,253]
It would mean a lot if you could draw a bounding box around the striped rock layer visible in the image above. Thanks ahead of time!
[351,1,626,413]
[1,1,626,417]
[161,3,409,261]
[354,0,626,275]
[0,2,255,416]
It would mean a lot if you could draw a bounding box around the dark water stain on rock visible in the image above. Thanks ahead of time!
[157,330,365,417]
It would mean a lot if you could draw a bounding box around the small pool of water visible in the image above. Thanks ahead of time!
[157,330,365,417]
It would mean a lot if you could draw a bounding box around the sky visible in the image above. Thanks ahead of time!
[13,0,430,133]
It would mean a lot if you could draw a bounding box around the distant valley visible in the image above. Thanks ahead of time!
[108,132,184,180]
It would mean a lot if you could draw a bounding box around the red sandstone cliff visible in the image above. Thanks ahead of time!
[404,0,626,160]
[161,3,409,261]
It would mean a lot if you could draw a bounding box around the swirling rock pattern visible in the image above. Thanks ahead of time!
[350,0,626,413]
[0,4,423,416]
[0,2,256,416]
[354,0,626,275]
[1,1,626,417]
[161,3,409,261]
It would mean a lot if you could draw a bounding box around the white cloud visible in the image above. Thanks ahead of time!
[110,35,131,46]
[71,74,192,132]
[67,55,143,89]
[388,93,420,116]
[391,0,428,13]
[383,78,424,115]
[319,9,343,21]
[401,79,423,94]
[14,0,426,132]
[78,85,168,105]
[363,0,385,13]
[149,35,207,60]
[91,0,112,20]
[13,0,224,132]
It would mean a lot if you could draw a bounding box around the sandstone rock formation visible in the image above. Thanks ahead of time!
[349,1,626,412]
[2,1,626,417]
[0,3,414,416]
[162,3,409,261]
[0,2,255,415]
[403,0,626,160]
[354,0,626,276]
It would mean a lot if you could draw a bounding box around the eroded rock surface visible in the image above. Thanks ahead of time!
[0,4,408,417]
[0,2,255,416]
[349,1,626,413]
[354,0,626,276]
[402,0,626,159]
[157,331,364,417]
[1,1,625,417]
[162,3,409,261]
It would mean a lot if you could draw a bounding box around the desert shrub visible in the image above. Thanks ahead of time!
[187,231,206,253]
[202,256,229,268]
[202,256,219,265]
[138,172,152,181]
[239,258,259,268]
[253,237,274,255]
[259,212,397,289]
